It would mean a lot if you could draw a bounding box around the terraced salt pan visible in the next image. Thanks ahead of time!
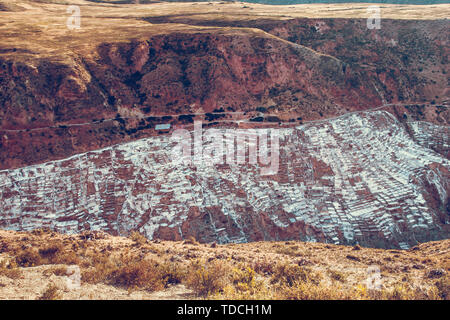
[408,121,449,154]
[0,111,448,248]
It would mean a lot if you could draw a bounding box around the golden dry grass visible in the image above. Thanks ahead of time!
[38,283,61,300]
[0,228,448,300]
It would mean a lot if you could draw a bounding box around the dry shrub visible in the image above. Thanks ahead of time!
[435,275,449,300]
[271,262,321,287]
[280,281,358,300]
[426,268,446,279]
[82,251,184,292]
[215,270,273,300]
[15,248,42,267]
[346,254,361,262]
[38,284,61,300]
[31,228,52,236]
[184,236,199,246]
[186,260,227,297]
[208,263,277,299]
[36,242,81,265]
[219,284,275,299]
[376,282,441,300]
[275,245,301,257]
[268,262,357,300]
[43,266,68,277]
[81,253,118,284]
[159,262,186,286]
[38,243,63,259]
[222,266,268,299]
[328,269,346,282]
[55,250,81,265]
[210,262,282,299]
[13,241,81,268]
[38,243,64,264]
[411,286,441,300]
[110,259,165,291]
[382,283,422,300]
[0,258,21,279]
[355,282,442,301]
[252,259,275,275]
[130,231,148,246]
[231,266,256,289]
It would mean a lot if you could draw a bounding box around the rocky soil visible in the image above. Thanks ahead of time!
[0,1,448,169]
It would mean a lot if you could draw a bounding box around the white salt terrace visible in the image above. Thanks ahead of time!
[408,121,449,154]
[0,111,448,248]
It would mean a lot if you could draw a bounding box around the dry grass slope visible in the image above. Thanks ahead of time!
[0,229,448,300]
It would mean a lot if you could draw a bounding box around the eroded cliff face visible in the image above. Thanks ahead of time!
[144,15,449,105]
[262,18,449,105]
[0,1,448,169]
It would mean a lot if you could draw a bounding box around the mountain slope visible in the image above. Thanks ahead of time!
[0,1,449,169]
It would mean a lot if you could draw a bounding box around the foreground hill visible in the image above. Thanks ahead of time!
[0,228,448,299]
[1,109,449,248]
